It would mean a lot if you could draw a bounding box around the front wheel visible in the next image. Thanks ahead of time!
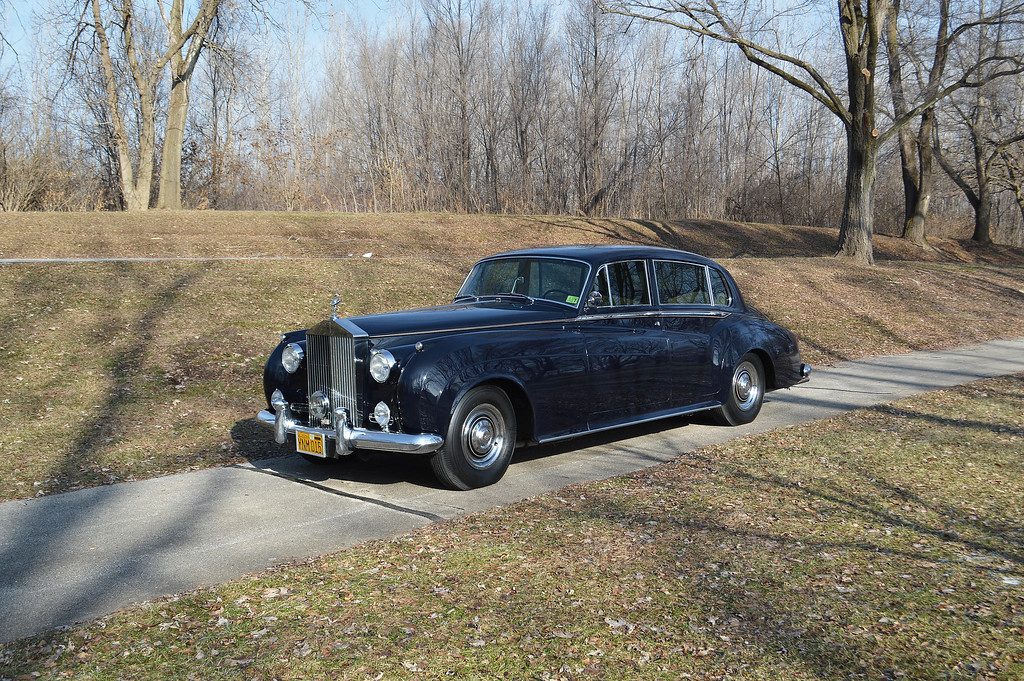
[431,386,517,490]
[712,354,765,426]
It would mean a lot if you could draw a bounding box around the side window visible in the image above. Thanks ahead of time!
[654,261,709,305]
[709,268,732,307]
[592,261,651,307]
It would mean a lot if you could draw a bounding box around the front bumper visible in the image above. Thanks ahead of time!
[257,398,444,457]
[797,363,811,384]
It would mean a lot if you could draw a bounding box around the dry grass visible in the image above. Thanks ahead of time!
[0,212,1021,503]
[1,211,1022,264]
[2,374,1022,680]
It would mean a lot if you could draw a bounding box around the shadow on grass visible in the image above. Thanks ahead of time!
[869,403,1024,438]
[530,216,841,259]
[561,407,1024,679]
[927,263,1024,304]
[44,263,216,492]
[568,484,883,678]
[0,262,228,642]
[793,268,927,363]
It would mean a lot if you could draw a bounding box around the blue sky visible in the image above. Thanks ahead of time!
[1,0,392,73]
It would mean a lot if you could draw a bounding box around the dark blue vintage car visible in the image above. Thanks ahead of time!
[259,245,809,489]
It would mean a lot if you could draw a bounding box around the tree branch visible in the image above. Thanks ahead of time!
[599,1,851,124]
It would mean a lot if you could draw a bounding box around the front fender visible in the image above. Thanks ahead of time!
[263,330,307,409]
[395,330,552,439]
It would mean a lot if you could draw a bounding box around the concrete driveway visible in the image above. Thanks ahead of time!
[1,337,1023,643]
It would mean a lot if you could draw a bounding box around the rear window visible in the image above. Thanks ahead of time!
[654,261,709,305]
[709,268,732,306]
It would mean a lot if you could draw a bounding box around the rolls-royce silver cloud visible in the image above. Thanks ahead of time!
[259,245,809,489]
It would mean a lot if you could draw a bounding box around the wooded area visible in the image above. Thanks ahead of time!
[1,0,1023,259]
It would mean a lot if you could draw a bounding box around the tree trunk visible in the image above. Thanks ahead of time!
[903,110,936,246]
[973,166,992,244]
[835,0,886,266]
[896,127,920,234]
[157,75,189,209]
[887,0,949,246]
[837,124,877,265]
[92,0,155,212]
[155,0,218,210]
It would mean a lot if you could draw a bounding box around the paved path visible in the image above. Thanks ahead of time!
[0,256,352,265]
[2,338,1023,643]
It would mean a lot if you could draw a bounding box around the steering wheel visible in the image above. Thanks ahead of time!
[542,288,571,301]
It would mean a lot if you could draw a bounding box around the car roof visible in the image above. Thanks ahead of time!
[480,244,722,269]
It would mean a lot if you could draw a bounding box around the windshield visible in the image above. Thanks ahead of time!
[456,257,591,307]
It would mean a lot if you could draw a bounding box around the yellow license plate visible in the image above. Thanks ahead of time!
[296,431,327,457]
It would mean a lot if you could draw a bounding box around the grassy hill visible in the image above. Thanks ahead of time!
[0,212,1021,502]
[1,212,1023,679]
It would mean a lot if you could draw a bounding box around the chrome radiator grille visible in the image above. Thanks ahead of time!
[305,333,360,428]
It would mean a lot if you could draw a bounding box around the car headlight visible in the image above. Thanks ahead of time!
[281,343,304,373]
[369,349,397,383]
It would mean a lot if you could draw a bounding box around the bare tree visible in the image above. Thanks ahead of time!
[83,0,160,211]
[567,0,623,216]
[603,0,1024,263]
[72,0,218,211]
[1,0,10,57]
[885,0,950,247]
[352,24,406,210]
[1,0,1000,236]
[422,0,487,211]
[934,95,1001,244]
[156,0,218,209]
[996,141,1024,229]
[933,1,1024,243]
[506,1,555,211]
[0,82,48,211]
[991,75,1024,230]
[887,0,1024,246]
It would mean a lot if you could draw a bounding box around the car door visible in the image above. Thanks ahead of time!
[653,259,730,404]
[575,259,673,429]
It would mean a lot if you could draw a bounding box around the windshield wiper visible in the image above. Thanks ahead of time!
[472,292,536,304]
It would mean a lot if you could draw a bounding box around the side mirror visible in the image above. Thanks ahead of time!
[585,290,603,309]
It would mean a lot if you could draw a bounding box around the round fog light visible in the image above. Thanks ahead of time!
[309,390,330,422]
[372,401,392,429]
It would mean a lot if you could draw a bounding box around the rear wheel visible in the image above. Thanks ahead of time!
[713,354,765,426]
[431,386,517,490]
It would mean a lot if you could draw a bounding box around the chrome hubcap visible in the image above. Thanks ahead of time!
[735,372,752,402]
[732,361,761,411]
[469,418,495,454]
[462,405,506,469]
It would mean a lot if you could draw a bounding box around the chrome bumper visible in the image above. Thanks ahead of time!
[796,363,811,385]
[257,398,443,457]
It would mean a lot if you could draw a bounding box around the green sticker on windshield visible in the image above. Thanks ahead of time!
[566,295,580,305]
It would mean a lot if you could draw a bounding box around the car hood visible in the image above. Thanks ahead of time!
[319,300,577,339]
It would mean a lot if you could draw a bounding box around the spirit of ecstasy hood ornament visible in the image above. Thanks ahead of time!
[330,295,342,317]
